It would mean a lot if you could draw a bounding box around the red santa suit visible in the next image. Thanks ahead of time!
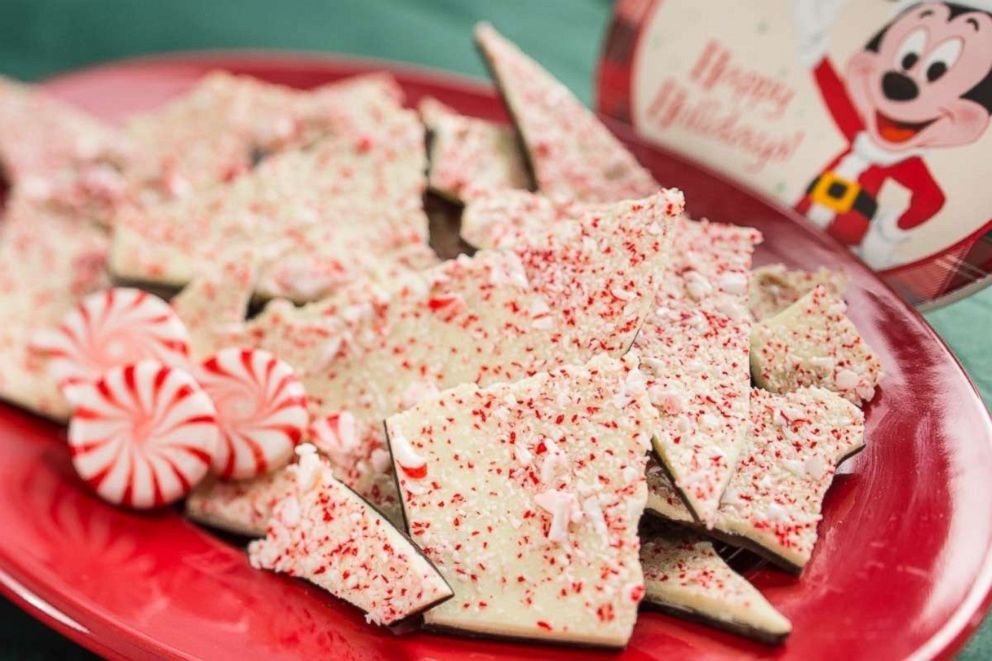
[797,59,946,246]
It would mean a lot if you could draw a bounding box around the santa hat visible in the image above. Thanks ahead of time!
[891,0,992,17]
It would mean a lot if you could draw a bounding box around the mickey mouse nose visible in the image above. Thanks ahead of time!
[881,71,919,101]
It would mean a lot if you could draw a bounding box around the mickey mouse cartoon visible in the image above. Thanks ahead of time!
[794,0,992,269]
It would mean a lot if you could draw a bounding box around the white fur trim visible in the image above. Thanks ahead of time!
[852,132,928,166]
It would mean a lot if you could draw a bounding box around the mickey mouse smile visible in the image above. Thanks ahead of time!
[874,110,939,142]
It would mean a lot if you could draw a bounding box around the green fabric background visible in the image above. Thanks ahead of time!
[0,0,988,658]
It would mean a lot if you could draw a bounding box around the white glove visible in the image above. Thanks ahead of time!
[806,203,834,230]
[793,0,848,67]
[855,208,910,270]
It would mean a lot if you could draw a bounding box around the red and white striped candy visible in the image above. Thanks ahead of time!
[41,287,191,401]
[68,360,219,508]
[197,348,309,480]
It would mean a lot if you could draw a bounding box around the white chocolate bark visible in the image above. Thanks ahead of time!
[191,191,680,534]
[111,108,436,301]
[419,97,529,202]
[716,388,864,570]
[646,387,865,572]
[636,219,759,526]
[475,24,658,203]
[171,249,256,360]
[386,354,654,646]
[461,190,594,250]
[249,446,452,625]
[749,264,847,321]
[751,285,882,404]
[462,194,760,527]
[0,196,110,420]
[640,530,791,643]
[0,75,129,225]
[124,71,405,203]
[185,470,295,537]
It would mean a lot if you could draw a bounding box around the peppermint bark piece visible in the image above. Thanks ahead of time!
[419,98,530,203]
[636,220,760,526]
[714,388,864,572]
[461,190,595,249]
[171,251,256,360]
[646,387,865,573]
[248,446,453,625]
[0,196,109,420]
[193,190,681,531]
[0,76,130,224]
[386,354,654,647]
[124,71,404,202]
[461,195,762,525]
[640,530,791,644]
[475,23,658,203]
[112,109,435,301]
[751,285,882,404]
[749,264,847,321]
[186,470,295,537]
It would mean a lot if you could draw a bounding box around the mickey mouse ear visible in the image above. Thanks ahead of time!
[889,0,992,17]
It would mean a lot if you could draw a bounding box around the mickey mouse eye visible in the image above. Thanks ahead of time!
[895,28,928,71]
[923,37,963,82]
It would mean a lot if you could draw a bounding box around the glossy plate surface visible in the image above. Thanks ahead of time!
[0,53,989,660]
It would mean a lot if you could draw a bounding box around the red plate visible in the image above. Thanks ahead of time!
[1,53,990,660]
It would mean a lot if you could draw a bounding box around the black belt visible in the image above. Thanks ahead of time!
[806,173,878,220]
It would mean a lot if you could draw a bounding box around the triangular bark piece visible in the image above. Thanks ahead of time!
[386,354,654,646]
[249,446,453,625]
[640,528,791,644]
[475,23,658,203]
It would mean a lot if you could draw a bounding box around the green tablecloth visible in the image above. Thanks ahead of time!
[0,0,988,658]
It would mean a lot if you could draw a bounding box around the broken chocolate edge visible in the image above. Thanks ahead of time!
[644,443,868,575]
[332,465,457,618]
[649,441,706,526]
[422,621,630,650]
[640,599,789,645]
[472,28,540,197]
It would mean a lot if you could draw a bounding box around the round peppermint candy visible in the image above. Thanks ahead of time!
[41,287,191,401]
[68,360,219,509]
[197,348,309,480]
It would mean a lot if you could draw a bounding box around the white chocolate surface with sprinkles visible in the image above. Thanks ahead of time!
[248,446,452,626]
[640,530,791,640]
[419,97,529,203]
[195,191,680,528]
[751,285,882,404]
[647,387,864,571]
[386,354,653,646]
[475,24,658,204]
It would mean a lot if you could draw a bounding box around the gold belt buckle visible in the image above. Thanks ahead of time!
[811,171,860,213]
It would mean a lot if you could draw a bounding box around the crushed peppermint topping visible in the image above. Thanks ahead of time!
[248,449,453,626]
[636,218,760,526]
[749,263,848,321]
[646,387,864,571]
[534,489,581,542]
[234,190,678,522]
[684,271,713,301]
[751,285,882,404]
[474,23,658,203]
[639,530,791,639]
[717,272,748,295]
[386,354,652,645]
[388,428,428,479]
